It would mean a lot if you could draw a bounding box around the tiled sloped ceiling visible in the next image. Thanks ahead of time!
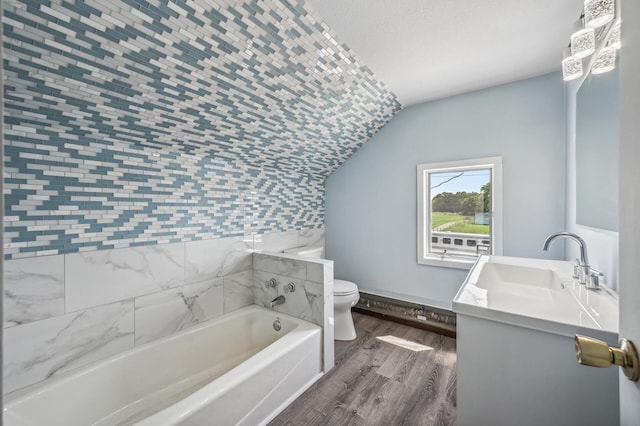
[3,0,401,176]
[2,0,401,259]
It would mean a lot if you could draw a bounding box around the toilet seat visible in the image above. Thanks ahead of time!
[334,279,358,296]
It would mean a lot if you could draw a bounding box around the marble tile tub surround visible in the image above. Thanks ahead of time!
[66,242,187,312]
[3,228,325,393]
[3,255,65,328]
[253,251,334,371]
[4,300,135,394]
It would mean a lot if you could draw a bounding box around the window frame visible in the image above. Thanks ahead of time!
[417,156,503,269]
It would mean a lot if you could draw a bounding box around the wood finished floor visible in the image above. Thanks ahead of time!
[270,312,457,426]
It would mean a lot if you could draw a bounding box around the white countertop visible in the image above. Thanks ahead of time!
[453,255,619,340]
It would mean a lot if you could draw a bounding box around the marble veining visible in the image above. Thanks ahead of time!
[134,279,224,345]
[306,261,332,284]
[4,256,65,328]
[254,228,326,254]
[253,253,307,280]
[303,282,325,326]
[223,270,255,314]
[275,278,324,327]
[185,236,253,285]
[298,228,326,250]
[252,270,279,309]
[3,300,134,394]
[254,230,300,253]
[65,243,185,312]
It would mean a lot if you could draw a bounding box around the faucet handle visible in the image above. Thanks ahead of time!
[586,272,602,290]
[589,268,604,277]
[265,278,277,289]
[573,259,580,279]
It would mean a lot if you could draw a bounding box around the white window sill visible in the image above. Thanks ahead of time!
[418,255,476,270]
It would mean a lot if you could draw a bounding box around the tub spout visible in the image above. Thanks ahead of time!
[270,295,285,309]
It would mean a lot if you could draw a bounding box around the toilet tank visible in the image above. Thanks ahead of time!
[283,246,324,258]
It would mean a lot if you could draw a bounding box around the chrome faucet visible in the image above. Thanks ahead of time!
[270,295,285,309]
[542,232,602,290]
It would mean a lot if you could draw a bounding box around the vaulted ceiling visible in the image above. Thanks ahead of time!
[306,0,584,106]
[3,0,401,178]
[4,0,584,180]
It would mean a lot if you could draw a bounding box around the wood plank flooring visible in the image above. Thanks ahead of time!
[270,312,457,426]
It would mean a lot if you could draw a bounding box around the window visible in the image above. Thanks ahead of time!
[417,157,503,269]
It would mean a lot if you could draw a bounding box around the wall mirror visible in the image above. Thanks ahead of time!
[574,2,620,233]
[575,61,619,232]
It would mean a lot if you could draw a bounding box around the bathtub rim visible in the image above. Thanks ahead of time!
[3,304,321,408]
[136,307,322,425]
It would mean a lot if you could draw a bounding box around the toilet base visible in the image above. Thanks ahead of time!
[334,292,359,341]
[334,309,357,341]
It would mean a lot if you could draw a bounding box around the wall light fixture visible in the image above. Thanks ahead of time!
[584,0,615,28]
[562,1,619,82]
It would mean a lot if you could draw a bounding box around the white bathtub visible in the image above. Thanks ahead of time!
[3,305,323,426]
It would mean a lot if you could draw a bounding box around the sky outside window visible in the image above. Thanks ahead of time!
[430,170,490,198]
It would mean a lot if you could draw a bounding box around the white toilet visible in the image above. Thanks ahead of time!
[283,246,360,341]
[331,278,360,341]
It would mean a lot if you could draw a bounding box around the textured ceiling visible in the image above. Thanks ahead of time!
[3,0,401,177]
[306,0,584,106]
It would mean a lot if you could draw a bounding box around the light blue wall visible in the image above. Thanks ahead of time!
[325,73,567,310]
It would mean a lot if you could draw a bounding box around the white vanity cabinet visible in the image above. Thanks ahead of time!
[453,255,619,426]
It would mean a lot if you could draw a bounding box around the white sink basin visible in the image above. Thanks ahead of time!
[477,262,562,289]
[453,255,619,339]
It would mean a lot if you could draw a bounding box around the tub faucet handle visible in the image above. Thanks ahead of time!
[284,282,296,293]
[265,278,277,289]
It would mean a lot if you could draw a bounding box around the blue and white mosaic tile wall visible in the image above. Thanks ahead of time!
[2,0,401,259]
[4,141,325,258]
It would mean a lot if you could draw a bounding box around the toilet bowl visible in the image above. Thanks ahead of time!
[283,245,360,341]
[332,279,359,341]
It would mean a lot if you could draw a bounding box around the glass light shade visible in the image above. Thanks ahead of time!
[591,46,616,74]
[584,0,614,28]
[571,28,596,58]
[562,55,583,81]
[608,20,621,49]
